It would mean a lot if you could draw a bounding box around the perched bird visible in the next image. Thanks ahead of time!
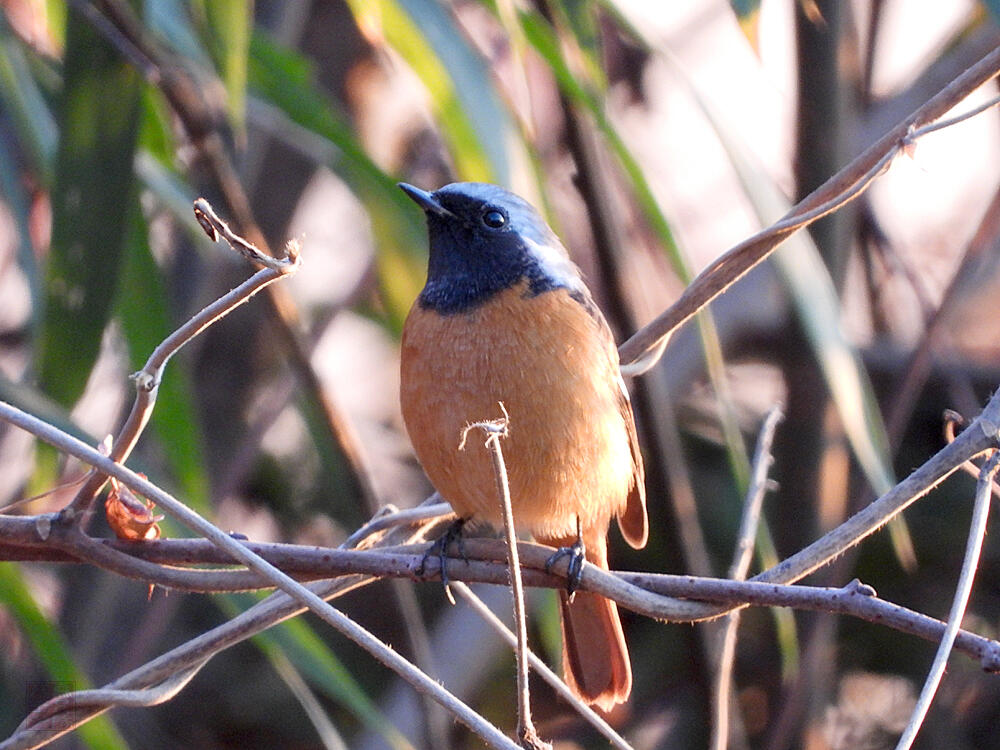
[398,181,647,710]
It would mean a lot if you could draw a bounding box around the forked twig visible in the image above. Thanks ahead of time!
[59,198,301,526]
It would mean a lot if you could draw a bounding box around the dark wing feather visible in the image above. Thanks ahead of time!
[615,373,647,548]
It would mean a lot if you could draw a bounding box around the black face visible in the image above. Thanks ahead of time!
[399,182,583,314]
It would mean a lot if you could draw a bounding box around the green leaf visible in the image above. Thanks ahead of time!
[194,0,251,130]
[43,0,67,47]
[343,0,496,183]
[0,17,58,183]
[982,0,1000,25]
[0,563,128,749]
[145,0,213,69]
[247,31,427,328]
[517,9,684,276]
[36,7,143,407]
[661,49,895,498]
[394,0,513,184]
[521,5,802,671]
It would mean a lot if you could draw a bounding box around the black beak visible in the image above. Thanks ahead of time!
[398,183,455,218]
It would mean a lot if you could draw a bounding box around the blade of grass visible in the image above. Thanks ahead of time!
[222,593,416,750]
[247,31,427,328]
[194,0,250,132]
[394,0,513,185]
[0,563,128,749]
[343,0,497,183]
[0,17,58,184]
[524,3,799,673]
[37,7,143,408]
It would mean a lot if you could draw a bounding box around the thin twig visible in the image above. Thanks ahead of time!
[461,405,548,750]
[0,401,521,750]
[192,198,300,270]
[894,450,1000,750]
[341,499,453,549]
[16,659,207,730]
[942,410,1000,498]
[2,499,442,750]
[2,577,374,750]
[6,514,1000,669]
[711,406,783,750]
[79,0,382,516]
[59,198,300,526]
[451,582,632,750]
[5,389,1000,746]
[728,408,784,582]
[904,91,1000,141]
[617,46,1000,370]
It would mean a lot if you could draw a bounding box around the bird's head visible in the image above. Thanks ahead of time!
[399,182,585,313]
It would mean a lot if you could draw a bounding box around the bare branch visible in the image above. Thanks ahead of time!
[60,198,301,526]
[618,46,1000,370]
[77,0,382,518]
[451,582,632,750]
[711,406,783,750]
[462,405,549,749]
[0,401,522,750]
[894,450,1000,749]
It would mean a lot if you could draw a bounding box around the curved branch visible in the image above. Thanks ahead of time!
[618,45,1000,368]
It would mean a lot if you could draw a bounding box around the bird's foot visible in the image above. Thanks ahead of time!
[545,536,586,600]
[417,518,467,591]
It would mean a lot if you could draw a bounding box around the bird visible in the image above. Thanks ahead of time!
[398,181,647,711]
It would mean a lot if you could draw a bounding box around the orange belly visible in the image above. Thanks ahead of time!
[400,283,635,540]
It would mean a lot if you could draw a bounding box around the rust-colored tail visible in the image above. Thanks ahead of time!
[542,532,631,711]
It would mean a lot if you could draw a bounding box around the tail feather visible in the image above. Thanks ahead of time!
[559,590,632,711]
[541,531,632,710]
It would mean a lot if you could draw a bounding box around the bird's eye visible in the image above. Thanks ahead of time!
[482,209,506,229]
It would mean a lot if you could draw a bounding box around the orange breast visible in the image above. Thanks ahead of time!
[400,283,635,540]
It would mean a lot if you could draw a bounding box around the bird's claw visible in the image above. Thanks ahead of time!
[418,518,467,593]
[545,537,586,599]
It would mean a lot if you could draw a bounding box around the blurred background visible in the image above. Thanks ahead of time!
[1,1,1000,748]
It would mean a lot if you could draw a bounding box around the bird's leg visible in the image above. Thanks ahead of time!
[417,517,467,587]
[544,517,586,600]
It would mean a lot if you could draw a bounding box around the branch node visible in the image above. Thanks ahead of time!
[130,370,157,392]
[34,514,53,540]
[843,578,877,597]
[980,646,1000,673]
